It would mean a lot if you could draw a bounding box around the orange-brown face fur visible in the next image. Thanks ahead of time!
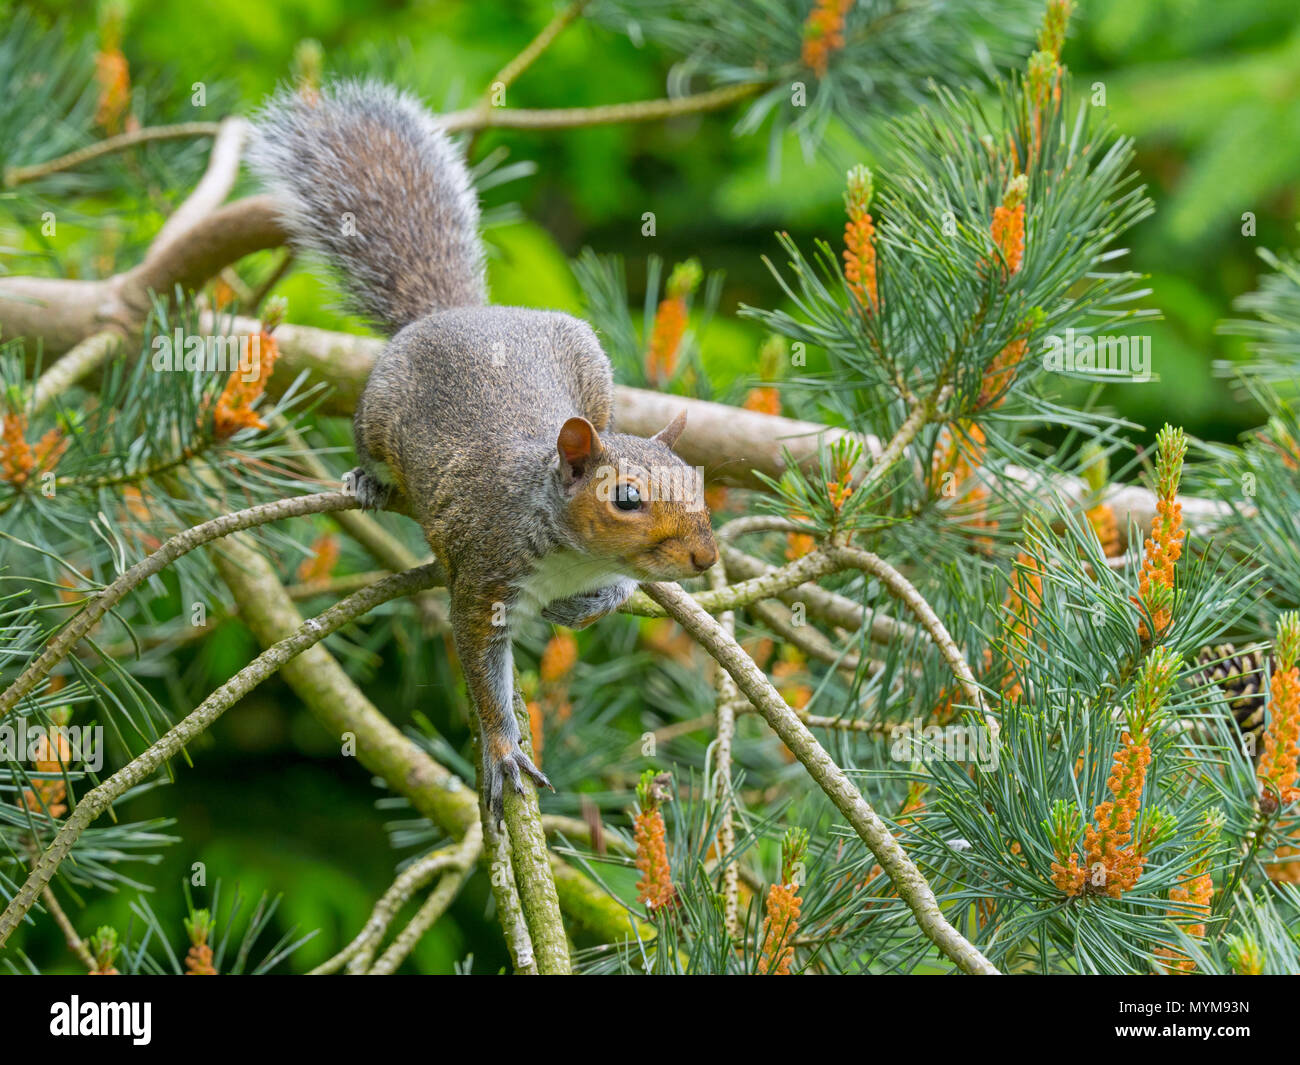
[568,458,717,581]
[558,414,717,582]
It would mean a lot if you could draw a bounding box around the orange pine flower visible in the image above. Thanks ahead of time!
[527,699,544,766]
[997,549,1045,702]
[33,428,69,473]
[824,438,857,515]
[757,882,801,974]
[1155,812,1221,974]
[1079,444,1121,556]
[292,38,325,104]
[1086,502,1121,558]
[746,334,787,415]
[634,771,676,912]
[540,631,579,685]
[772,646,812,712]
[19,709,73,820]
[1038,0,1075,60]
[990,175,1028,277]
[1055,649,1176,898]
[932,422,994,543]
[801,0,853,77]
[1081,735,1152,898]
[641,617,695,664]
[1258,612,1300,810]
[94,6,133,136]
[785,531,815,560]
[94,50,131,135]
[979,336,1027,410]
[212,325,280,439]
[1135,426,1187,641]
[2,413,69,489]
[743,386,782,416]
[1228,934,1265,975]
[1154,873,1212,974]
[645,260,701,385]
[295,534,340,585]
[211,277,237,312]
[758,828,809,974]
[1,413,35,487]
[184,910,218,975]
[784,508,816,560]
[842,165,878,311]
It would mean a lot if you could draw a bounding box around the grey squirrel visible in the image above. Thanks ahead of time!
[247,80,718,822]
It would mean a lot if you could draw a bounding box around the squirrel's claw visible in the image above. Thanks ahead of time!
[346,466,392,510]
[486,744,554,825]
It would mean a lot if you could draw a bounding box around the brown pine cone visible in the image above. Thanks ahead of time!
[1194,643,1268,750]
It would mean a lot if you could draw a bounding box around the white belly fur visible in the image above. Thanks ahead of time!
[513,550,627,619]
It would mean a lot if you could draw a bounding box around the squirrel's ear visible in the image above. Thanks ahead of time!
[652,410,687,450]
[557,417,601,480]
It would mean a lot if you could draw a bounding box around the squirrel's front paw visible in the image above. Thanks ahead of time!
[540,598,602,630]
[485,742,553,825]
[344,466,392,510]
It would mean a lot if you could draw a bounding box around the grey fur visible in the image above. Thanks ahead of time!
[247,79,486,332]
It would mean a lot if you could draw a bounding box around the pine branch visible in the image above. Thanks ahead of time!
[368,855,476,974]
[149,117,248,256]
[709,559,741,939]
[624,548,842,616]
[0,491,365,721]
[210,532,646,957]
[499,688,570,974]
[2,122,223,187]
[0,562,445,947]
[443,82,765,133]
[311,821,483,974]
[485,0,591,96]
[640,580,1000,975]
[830,545,986,715]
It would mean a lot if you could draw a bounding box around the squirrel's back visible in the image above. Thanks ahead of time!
[247,79,487,333]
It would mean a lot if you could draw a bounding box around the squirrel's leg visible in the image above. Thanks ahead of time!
[452,592,553,824]
[541,578,639,630]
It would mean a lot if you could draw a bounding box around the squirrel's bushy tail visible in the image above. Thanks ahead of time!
[247,79,486,333]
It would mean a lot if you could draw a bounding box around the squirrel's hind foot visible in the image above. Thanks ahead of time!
[485,743,553,825]
[344,466,393,510]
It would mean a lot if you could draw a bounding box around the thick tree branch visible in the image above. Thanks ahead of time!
[499,687,570,974]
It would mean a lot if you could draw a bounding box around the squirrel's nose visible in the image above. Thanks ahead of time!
[692,544,718,572]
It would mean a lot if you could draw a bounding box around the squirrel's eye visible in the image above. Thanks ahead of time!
[614,483,642,511]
